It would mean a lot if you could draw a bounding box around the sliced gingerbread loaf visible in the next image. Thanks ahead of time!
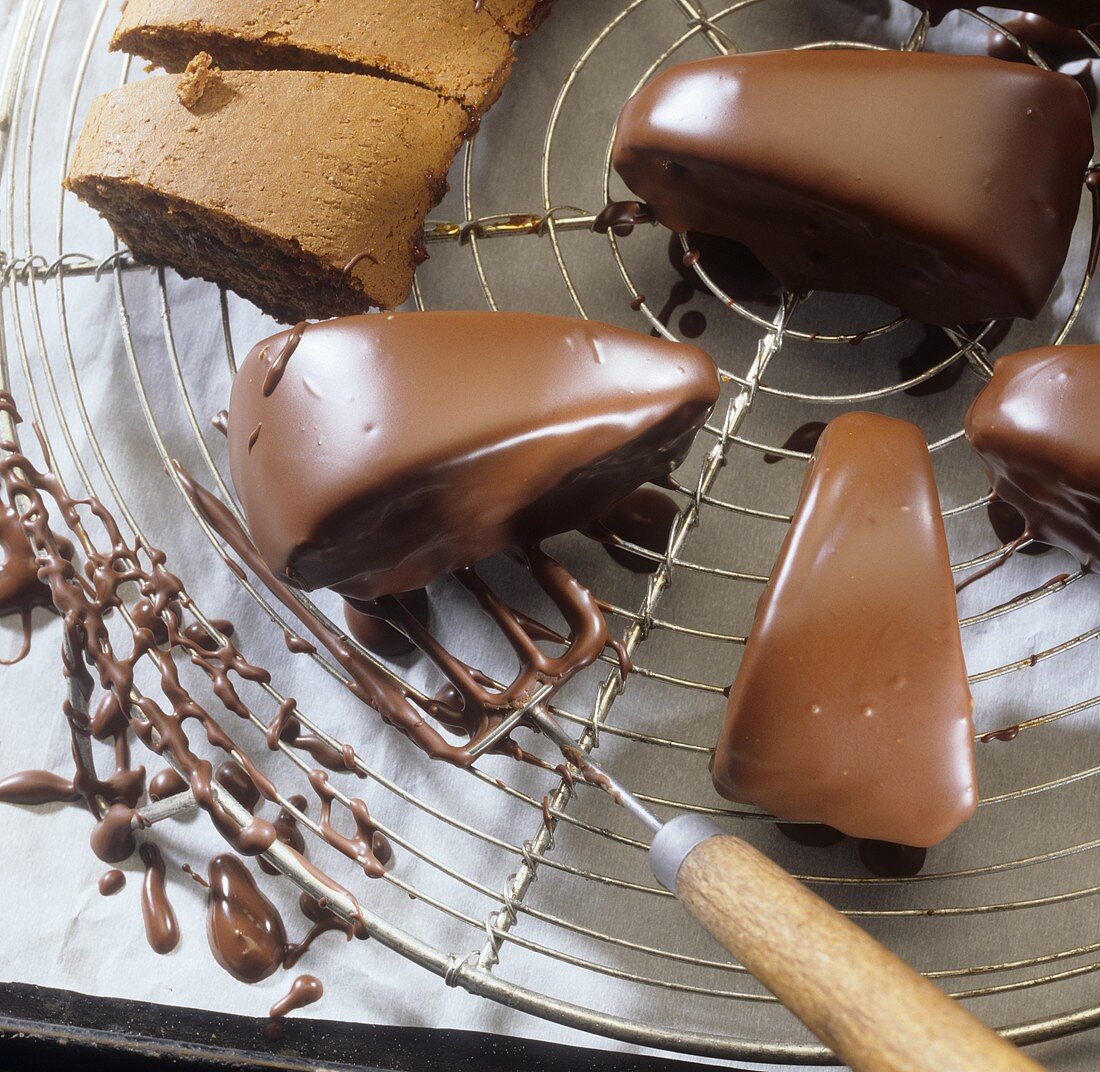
[110,0,515,118]
[65,67,466,323]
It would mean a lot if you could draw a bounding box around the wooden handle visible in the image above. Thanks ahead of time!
[676,834,1044,1072]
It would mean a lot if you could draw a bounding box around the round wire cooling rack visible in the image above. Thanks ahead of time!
[3,0,1100,1063]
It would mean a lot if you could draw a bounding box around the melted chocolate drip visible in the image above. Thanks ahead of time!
[261,323,306,398]
[149,767,189,802]
[343,589,429,659]
[265,971,321,1037]
[214,759,261,812]
[986,500,1053,557]
[0,503,59,665]
[674,232,781,305]
[857,840,928,879]
[180,463,626,757]
[592,200,653,237]
[140,843,180,954]
[981,725,1021,743]
[763,423,826,464]
[99,869,126,896]
[182,618,234,652]
[0,769,81,805]
[258,795,308,877]
[206,854,287,983]
[0,394,384,905]
[282,891,356,968]
[776,822,846,848]
[211,410,229,437]
[283,629,316,655]
[589,487,679,574]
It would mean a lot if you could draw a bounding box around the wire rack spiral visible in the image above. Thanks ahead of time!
[3,0,1100,1063]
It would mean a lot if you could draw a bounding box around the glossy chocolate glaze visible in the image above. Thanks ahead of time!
[226,312,718,600]
[206,854,287,982]
[713,413,976,847]
[613,51,1092,325]
[590,487,680,573]
[966,345,1100,569]
[916,1,1100,27]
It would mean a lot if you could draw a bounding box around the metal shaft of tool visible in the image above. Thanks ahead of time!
[526,705,663,834]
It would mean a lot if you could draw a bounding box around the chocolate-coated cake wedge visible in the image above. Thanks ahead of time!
[227,312,719,600]
[111,0,515,119]
[612,50,1092,326]
[912,1,1099,26]
[713,412,976,847]
[966,345,1100,569]
[65,69,465,323]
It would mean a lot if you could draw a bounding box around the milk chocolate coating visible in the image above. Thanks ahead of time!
[966,345,1100,569]
[227,312,719,599]
[915,1,1100,27]
[612,51,1092,326]
[713,412,976,848]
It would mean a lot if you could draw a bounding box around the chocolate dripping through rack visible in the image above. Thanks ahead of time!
[0,386,631,1014]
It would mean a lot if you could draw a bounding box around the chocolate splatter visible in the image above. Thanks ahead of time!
[99,869,126,896]
[206,854,287,982]
[265,974,323,1039]
[140,843,180,954]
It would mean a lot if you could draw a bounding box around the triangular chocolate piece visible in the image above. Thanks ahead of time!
[227,312,719,600]
[65,70,466,323]
[612,50,1092,325]
[713,412,976,847]
[966,344,1100,569]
